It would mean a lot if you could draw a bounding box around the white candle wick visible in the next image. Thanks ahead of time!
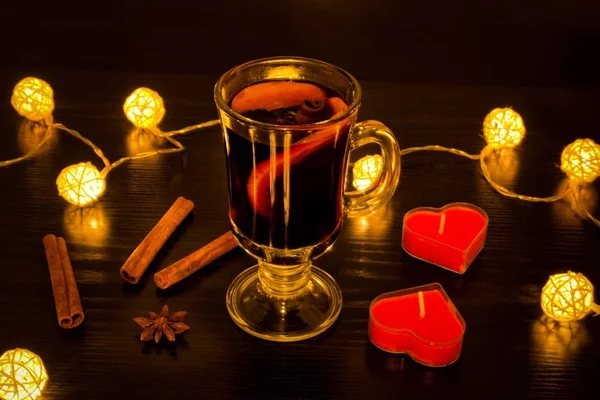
[438,213,446,235]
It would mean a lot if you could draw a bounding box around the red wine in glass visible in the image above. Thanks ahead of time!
[224,81,351,250]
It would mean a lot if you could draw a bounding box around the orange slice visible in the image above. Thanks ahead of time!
[231,82,327,113]
[247,97,350,217]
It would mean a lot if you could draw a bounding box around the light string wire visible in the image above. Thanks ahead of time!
[0,118,54,168]
[3,116,598,227]
[478,145,573,203]
[50,122,111,171]
[1,117,220,177]
[108,120,220,171]
[399,144,481,160]
[399,143,599,227]
[2,79,598,223]
[3,77,221,206]
[571,185,600,228]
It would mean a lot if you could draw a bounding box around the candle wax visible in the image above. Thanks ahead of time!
[369,288,465,367]
[402,203,488,274]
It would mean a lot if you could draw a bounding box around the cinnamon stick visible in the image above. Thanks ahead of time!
[43,234,84,329]
[120,197,194,284]
[154,231,238,289]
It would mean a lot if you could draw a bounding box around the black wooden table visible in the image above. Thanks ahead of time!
[1,1,599,399]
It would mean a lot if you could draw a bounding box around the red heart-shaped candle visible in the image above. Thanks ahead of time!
[368,283,466,367]
[402,203,488,274]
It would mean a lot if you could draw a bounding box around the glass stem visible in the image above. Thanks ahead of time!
[258,260,312,298]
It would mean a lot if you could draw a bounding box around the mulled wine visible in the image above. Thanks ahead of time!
[223,81,352,250]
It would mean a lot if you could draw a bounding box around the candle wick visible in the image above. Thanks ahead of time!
[418,291,425,319]
[438,213,446,235]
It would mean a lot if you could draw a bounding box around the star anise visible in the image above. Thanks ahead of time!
[133,305,190,343]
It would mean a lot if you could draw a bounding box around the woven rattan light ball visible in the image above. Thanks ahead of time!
[0,348,48,400]
[11,77,55,122]
[541,271,596,322]
[560,138,600,183]
[353,154,383,191]
[123,87,166,129]
[483,108,526,148]
[56,162,106,207]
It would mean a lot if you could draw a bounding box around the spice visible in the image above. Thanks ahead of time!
[120,197,194,284]
[154,231,238,289]
[42,234,84,328]
[133,305,190,343]
[294,99,328,124]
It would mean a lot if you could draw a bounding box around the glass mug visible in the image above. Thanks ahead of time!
[214,56,401,342]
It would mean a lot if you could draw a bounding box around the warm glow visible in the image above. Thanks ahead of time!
[481,148,520,184]
[483,108,526,148]
[11,77,55,122]
[126,128,165,156]
[63,205,109,246]
[123,87,166,129]
[348,206,395,240]
[531,316,589,361]
[541,271,595,322]
[0,348,48,400]
[56,162,106,207]
[17,120,56,154]
[265,66,302,80]
[553,177,597,225]
[560,138,600,183]
[353,154,383,191]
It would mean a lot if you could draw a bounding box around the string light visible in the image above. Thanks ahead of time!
[56,162,106,207]
[0,78,56,168]
[560,138,600,183]
[49,88,218,207]
[10,77,54,122]
[2,76,219,206]
[482,107,526,148]
[541,271,600,322]
[2,75,600,224]
[123,87,166,129]
[0,348,48,400]
[396,106,600,227]
[353,154,383,190]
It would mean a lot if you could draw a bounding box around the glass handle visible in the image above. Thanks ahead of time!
[343,120,401,217]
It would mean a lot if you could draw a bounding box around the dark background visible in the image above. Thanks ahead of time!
[1,1,599,399]
[1,1,599,87]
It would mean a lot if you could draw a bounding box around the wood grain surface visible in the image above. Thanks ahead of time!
[0,1,599,399]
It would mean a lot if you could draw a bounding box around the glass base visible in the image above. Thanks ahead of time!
[226,265,343,342]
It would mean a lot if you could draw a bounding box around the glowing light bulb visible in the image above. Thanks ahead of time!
[560,138,600,183]
[541,271,596,322]
[483,108,526,148]
[11,77,55,122]
[353,154,383,191]
[123,87,166,129]
[56,162,106,207]
[0,348,48,400]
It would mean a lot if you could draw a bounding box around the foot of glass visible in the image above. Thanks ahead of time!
[225,264,342,342]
